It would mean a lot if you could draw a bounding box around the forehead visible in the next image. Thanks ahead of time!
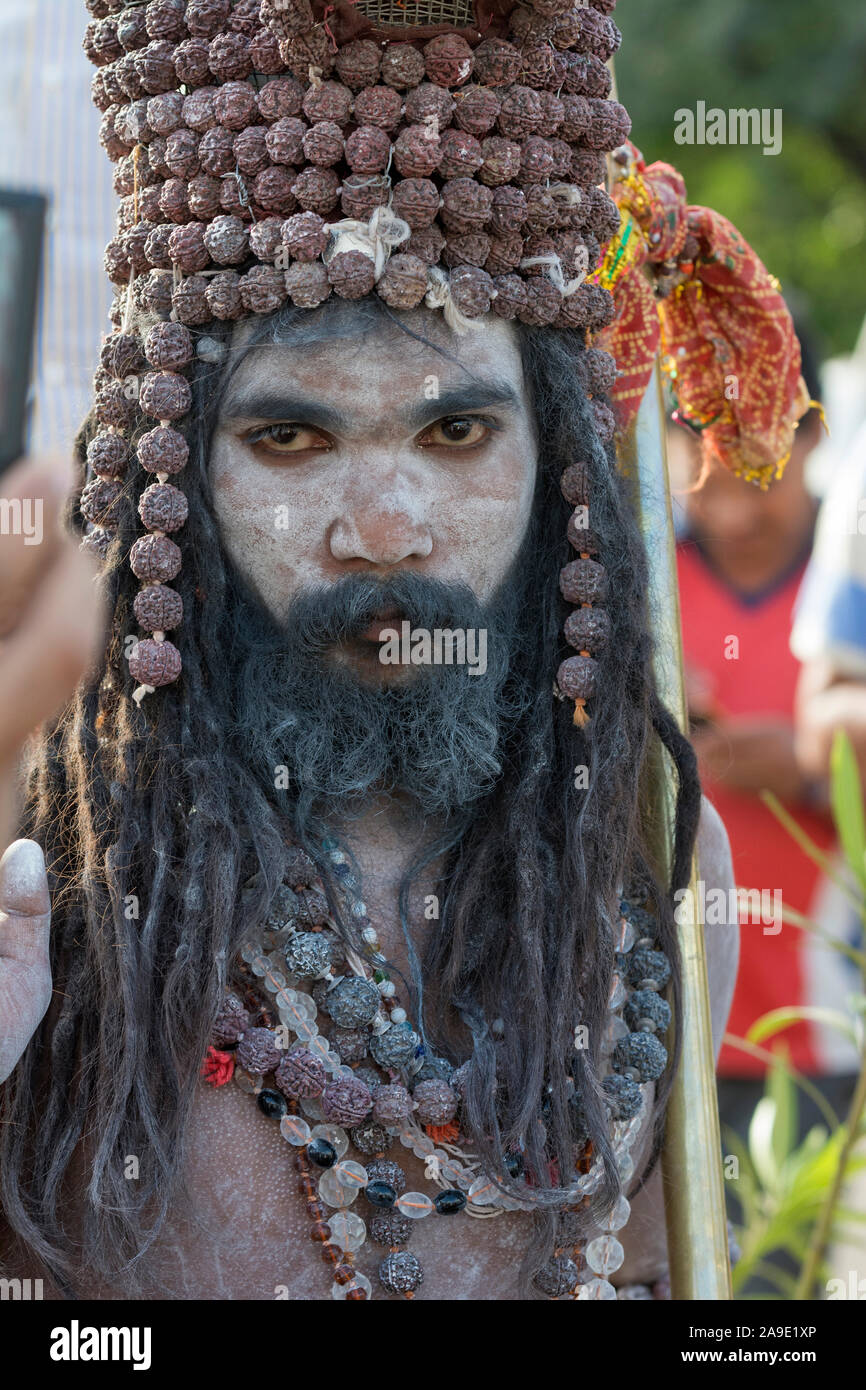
[220,305,527,416]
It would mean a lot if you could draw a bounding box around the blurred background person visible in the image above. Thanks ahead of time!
[672,323,861,1161]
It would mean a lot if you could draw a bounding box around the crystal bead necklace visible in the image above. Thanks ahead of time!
[202,841,673,1300]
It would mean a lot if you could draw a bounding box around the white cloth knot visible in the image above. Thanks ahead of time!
[424,266,479,335]
[323,206,410,280]
[519,252,586,297]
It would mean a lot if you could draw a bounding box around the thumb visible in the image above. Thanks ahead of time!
[0,838,50,922]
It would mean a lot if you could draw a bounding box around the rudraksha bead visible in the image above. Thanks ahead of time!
[560,94,591,141]
[139,371,192,421]
[533,1253,580,1297]
[403,82,455,128]
[448,264,494,317]
[214,81,258,131]
[335,38,381,91]
[145,322,193,372]
[173,36,211,87]
[490,272,528,318]
[146,89,184,136]
[321,1077,374,1126]
[424,33,474,88]
[134,583,184,632]
[208,31,252,82]
[488,184,526,233]
[250,26,283,74]
[497,85,543,140]
[394,125,441,179]
[302,80,352,126]
[566,511,600,554]
[438,129,483,180]
[372,1083,414,1125]
[407,224,445,266]
[138,425,189,474]
[285,261,331,308]
[291,166,340,215]
[390,178,440,231]
[266,115,308,165]
[564,607,610,654]
[258,75,305,122]
[168,222,209,273]
[412,1079,458,1125]
[139,481,188,533]
[557,653,598,701]
[254,166,298,215]
[260,0,312,38]
[185,0,230,40]
[344,124,390,174]
[484,232,522,275]
[144,223,175,268]
[88,432,129,479]
[206,269,244,319]
[591,399,616,442]
[576,6,621,61]
[248,217,284,262]
[130,533,182,584]
[519,277,563,325]
[129,637,182,687]
[280,29,335,83]
[376,253,429,310]
[199,126,236,176]
[352,85,402,131]
[236,1026,283,1075]
[275,1049,328,1100]
[519,135,555,185]
[472,37,522,87]
[443,233,490,268]
[81,477,123,526]
[583,96,631,150]
[282,210,328,260]
[203,213,249,264]
[159,178,191,224]
[233,125,269,175]
[379,1252,423,1295]
[560,460,589,506]
[299,120,343,170]
[479,136,521,186]
[380,42,425,90]
[100,332,143,379]
[95,381,136,429]
[559,557,608,605]
[453,84,501,137]
[440,177,491,231]
[240,265,288,313]
[613,1031,667,1083]
[340,174,389,220]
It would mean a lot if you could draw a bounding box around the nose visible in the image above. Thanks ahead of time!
[328,483,434,566]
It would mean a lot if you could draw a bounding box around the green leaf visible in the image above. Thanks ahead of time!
[830,730,866,892]
[748,1096,781,1193]
[761,790,866,917]
[747,1005,862,1051]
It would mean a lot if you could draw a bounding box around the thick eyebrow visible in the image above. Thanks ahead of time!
[220,379,521,434]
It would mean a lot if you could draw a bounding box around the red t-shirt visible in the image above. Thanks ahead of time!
[677,538,838,1077]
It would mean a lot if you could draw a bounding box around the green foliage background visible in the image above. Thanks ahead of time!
[615,0,866,357]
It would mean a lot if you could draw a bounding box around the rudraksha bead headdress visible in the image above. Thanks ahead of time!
[81,0,629,716]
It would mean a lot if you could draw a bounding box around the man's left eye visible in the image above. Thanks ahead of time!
[418,417,492,448]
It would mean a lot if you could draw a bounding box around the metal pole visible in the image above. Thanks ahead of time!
[617,363,732,1299]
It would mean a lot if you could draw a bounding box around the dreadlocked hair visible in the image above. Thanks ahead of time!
[0,294,701,1298]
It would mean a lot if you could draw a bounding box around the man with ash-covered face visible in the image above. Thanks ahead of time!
[0,294,737,1301]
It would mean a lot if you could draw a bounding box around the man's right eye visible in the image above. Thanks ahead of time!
[243,423,332,455]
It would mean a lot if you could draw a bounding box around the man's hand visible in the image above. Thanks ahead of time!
[0,838,52,1083]
[692,716,814,803]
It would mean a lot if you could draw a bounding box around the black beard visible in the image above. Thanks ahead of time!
[225,564,535,827]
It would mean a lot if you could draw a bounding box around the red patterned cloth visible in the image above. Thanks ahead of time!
[594,145,811,486]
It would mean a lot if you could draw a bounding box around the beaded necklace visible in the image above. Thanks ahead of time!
[202,841,673,1300]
